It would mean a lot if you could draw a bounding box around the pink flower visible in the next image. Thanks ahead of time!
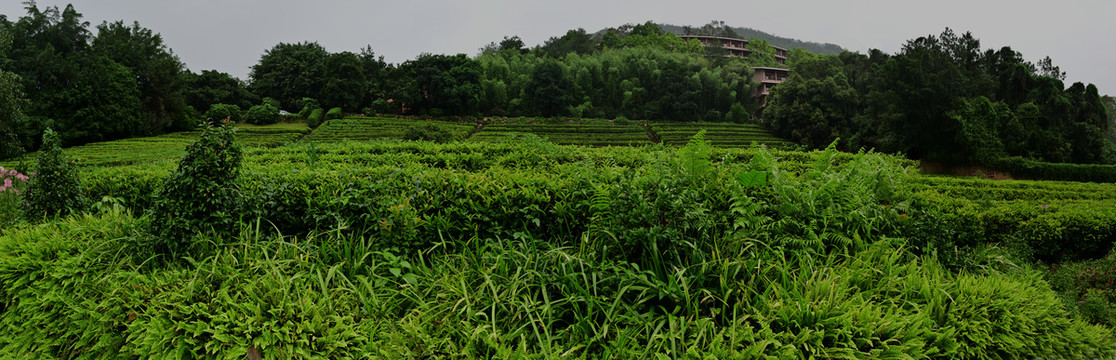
[3,178,10,188]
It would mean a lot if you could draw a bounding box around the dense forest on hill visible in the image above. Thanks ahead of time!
[764,28,1114,167]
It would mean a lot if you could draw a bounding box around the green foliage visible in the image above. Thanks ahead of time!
[295,97,320,119]
[204,103,242,123]
[182,70,257,113]
[2,131,1116,357]
[21,128,89,219]
[538,28,595,57]
[320,51,367,111]
[403,123,467,143]
[769,29,1109,168]
[1047,251,1116,326]
[92,20,188,134]
[243,103,280,125]
[395,53,482,116]
[0,166,30,227]
[1017,206,1116,262]
[524,60,575,117]
[324,107,343,121]
[475,46,755,120]
[145,123,243,256]
[307,107,325,124]
[764,54,858,149]
[248,41,328,109]
[0,70,28,160]
[991,156,1116,182]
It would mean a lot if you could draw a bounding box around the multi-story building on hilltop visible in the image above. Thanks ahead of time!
[678,35,789,65]
[679,35,792,108]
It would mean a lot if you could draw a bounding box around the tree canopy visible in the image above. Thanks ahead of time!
[764,28,1112,165]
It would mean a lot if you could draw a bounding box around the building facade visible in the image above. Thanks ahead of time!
[678,35,792,106]
[678,35,789,65]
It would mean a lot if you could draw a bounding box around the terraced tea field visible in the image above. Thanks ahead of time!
[0,123,310,168]
[470,123,652,146]
[651,122,795,148]
[304,117,475,142]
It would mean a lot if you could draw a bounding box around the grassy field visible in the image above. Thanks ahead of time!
[0,118,1114,358]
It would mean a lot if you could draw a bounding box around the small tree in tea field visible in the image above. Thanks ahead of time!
[22,128,88,219]
[145,122,243,255]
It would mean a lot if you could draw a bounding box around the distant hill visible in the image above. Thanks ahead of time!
[658,23,845,55]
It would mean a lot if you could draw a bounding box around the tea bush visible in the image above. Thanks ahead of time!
[144,123,243,255]
[324,107,343,120]
[243,104,280,125]
[307,108,324,128]
[203,103,242,123]
[21,128,88,219]
[403,123,465,143]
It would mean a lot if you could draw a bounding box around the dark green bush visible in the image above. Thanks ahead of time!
[243,104,280,125]
[203,103,242,123]
[261,97,281,110]
[145,123,243,255]
[307,108,324,128]
[21,128,88,219]
[296,98,320,119]
[992,157,1116,183]
[1019,206,1116,262]
[325,107,344,121]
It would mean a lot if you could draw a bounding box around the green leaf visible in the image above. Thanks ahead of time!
[736,170,768,189]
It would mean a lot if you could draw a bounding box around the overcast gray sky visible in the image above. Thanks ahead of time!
[3,0,1114,95]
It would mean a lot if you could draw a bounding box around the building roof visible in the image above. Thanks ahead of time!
[677,34,790,53]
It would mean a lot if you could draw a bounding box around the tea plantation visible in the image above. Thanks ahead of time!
[0,118,1113,359]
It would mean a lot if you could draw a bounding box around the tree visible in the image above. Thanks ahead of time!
[55,55,143,144]
[539,28,595,57]
[497,36,527,54]
[524,60,574,116]
[320,51,366,111]
[395,54,481,115]
[182,70,257,113]
[248,41,328,110]
[92,20,188,134]
[0,27,30,159]
[1102,95,1116,144]
[1036,56,1066,80]
[764,54,859,149]
[0,70,28,159]
[358,46,389,107]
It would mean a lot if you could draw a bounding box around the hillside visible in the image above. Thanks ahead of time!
[659,23,846,54]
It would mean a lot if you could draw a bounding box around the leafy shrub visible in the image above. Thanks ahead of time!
[307,108,324,128]
[296,98,320,118]
[325,107,344,120]
[22,128,88,219]
[243,104,280,125]
[403,123,464,143]
[261,97,281,110]
[992,156,1116,182]
[203,103,242,124]
[1018,206,1116,262]
[145,123,243,255]
[370,98,392,114]
[612,115,631,125]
